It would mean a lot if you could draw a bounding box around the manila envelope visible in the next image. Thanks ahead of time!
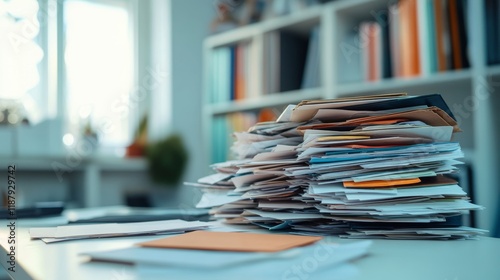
[344,107,460,132]
[138,231,322,252]
[298,107,460,133]
[291,93,408,122]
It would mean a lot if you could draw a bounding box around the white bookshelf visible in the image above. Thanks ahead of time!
[208,87,323,115]
[202,0,500,234]
[336,69,473,96]
[204,6,323,49]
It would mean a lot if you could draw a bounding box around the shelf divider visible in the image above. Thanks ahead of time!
[208,88,324,115]
[336,69,472,96]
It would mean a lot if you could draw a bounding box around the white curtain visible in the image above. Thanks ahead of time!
[0,0,43,100]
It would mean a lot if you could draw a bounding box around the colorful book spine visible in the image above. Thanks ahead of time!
[427,0,438,73]
[399,0,421,77]
[418,0,433,76]
[357,0,470,82]
[211,42,262,103]
[389,4,402,77]
[448,0,463,69]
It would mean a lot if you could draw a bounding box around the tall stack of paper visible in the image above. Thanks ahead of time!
[189,93,485,239]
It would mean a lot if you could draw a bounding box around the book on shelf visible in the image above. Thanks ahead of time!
[485,0,500,65]
[347,0,470,84]
[209,25,321,104]
[399,0,421,77]
[264,31,280,94]
[338,30,363,83]
[263,26,320,94]
[360,22,383,81]
[279,30,309,92]
[209,41,260,104]
[380,11,393,79]
[389,3,402,77]
[448,0,469,69]
[301,26,321,89]
[264,30,309,93]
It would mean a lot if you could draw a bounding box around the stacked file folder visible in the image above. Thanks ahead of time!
[189,93,486,239]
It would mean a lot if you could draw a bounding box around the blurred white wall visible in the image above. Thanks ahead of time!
[147,0,215,207]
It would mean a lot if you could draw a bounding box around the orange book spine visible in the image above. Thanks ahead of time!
[448,0,462,69]
[408,0,420,76]
[399,0,410,76]
[434,0,446,71]
[368,23,377,81]
[400,0,421,77]
[234,45,245,100]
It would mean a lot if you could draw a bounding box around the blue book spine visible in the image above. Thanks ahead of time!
[427,0,438,73]
[229,46,236,101]
[485,0,499,65]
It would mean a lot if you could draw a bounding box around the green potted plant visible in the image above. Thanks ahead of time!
[146,134,188,187]
[125,117,188,207]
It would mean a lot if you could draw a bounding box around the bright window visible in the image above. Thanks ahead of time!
[0,0,43,122]
[64,0,134,149]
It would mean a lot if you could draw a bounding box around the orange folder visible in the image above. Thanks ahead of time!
[138,231,322,253]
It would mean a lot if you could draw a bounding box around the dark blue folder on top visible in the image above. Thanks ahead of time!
[342,93,457,121]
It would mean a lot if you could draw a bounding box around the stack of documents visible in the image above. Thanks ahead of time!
[29,219,210,243]
[189,93,486,239]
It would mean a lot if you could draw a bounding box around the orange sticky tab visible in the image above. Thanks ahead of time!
[343,178,422,188]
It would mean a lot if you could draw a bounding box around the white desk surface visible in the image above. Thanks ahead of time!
[1,212,500,280]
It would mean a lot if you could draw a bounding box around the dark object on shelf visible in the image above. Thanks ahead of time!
[0,202,64,219]
[126,192,153,208]
[485,0,500,65]
[378,11,393,79]
[279,30,309,92]
[447,0,470,69]
[146,134,188,187]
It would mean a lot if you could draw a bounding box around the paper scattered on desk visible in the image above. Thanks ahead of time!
[84,238,371,279]
[85,247,286,268]
[29,220,210,243]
